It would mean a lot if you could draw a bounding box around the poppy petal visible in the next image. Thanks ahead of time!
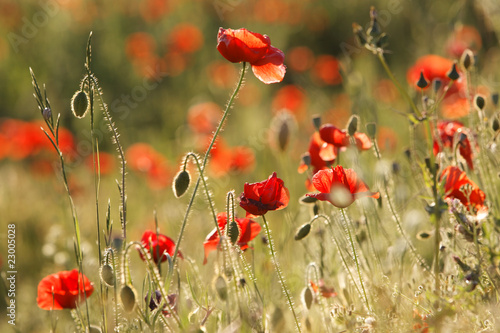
[251,47,286,84]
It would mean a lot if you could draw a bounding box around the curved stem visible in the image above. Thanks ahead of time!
[262,215,302,333]
[171,62,247,267]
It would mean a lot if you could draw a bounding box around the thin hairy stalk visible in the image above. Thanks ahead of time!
[372,139,433,274]
[183,152,221,238]
[306,263,330,332]
[171,62,247,267]
[261,215,301,333]
[339,208,371,312]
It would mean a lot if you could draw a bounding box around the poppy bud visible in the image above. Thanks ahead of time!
[313,203,320,216]
[228,220,240,245]
[447,63,460,81]
[43,107,52,121]
[100,264,115,287]
[173,170,190,198]
[492,117,499,132]
[416,71,428,89]
[120,285,137,313]
[433,79,442,93]
[460,49,474,70]
[215,276,228,301]
[301,286,314,310]
[366,123,377,139]
[474,95,485,111]
[89,325,102,333]
[71,90,90,118]
[492,93,499,106]
[347,115,358,136]
[294,223,311,241]
[312,115,321,131]
[301,153,311,168]
[300,194,317,204]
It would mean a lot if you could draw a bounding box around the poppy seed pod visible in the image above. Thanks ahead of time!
[474,95,485,111]
[294,223,311,241]
[347,115,359,136]
[447,63,460,81]
[173,170,190,198]
[71,90,90,118]
[492,117,499,132]
[99,264,115,287]
[417,71,429,89]
[460,49,474,70]
[120,285,137,313]
[301,286,314,310]
[366,123,377,139]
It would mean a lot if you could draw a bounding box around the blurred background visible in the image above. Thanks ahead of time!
[1,0,500,331]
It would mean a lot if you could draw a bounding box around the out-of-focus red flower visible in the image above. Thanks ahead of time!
[187,102,222,135]
[298,132,337,175]
[217,28,286,84]
[253,0,290,23]
[85,152,115,175]
[272,85,307,119]
[203,212,261,264]
[163,51,187,76]
[126,143,171,190]
[287,46,315,72]
[140,230,182,263]
[209,138,255,176]
[441,94,470,119]
[239,172,290,217]
[373,79,399,103]
[168,23,204,54]
[407,55,464,94]
[207,60,238,89]
[413,309,430,333]
[434,120,474,169]
[126,32,157,62]
[446,25,482,58]
[37,269,94,310]
[319,124,372,150]
[440,166,486,214]
[140,0,171,22]
[376,127,399,153]
[306,165,379,208]
[312,55,343,86]
[310,280,337,298]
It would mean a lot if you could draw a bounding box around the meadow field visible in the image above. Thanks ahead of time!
[1,0,500,332]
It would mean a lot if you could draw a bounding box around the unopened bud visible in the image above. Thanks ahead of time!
[347,115,358,136]
[173,170,190,198]
[417,71,428,89]
[71,90,90,118]
[312,115,321,131]
[492,117,499,132]
[301,153,311,167]
[228,220,240,245]
[120,285,137,313]
[492,93,499,106]
[277,118,290,151]
[474,95,485,110]
[294,223,312,241]
[460,49,474,70]
[366,123,377,138]
[215,276,228,301]
[433,79,442,93]
[300,194,317,204]
[301,286,314,310]
[100,264,115,287]
[447,63,460,81]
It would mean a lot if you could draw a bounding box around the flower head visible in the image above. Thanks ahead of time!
[37,269,94,310]
[140,230,182,263]
[319,124,372,150]
[217,28,286,84]
[306,165,379,208]
[433,120,474,169]
[440,166,486,214]
[203,212,261,264]
[239,172,290,217]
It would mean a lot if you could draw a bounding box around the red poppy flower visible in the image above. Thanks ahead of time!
[140,230,182,263]
[407,55,464,94]
[446,25,482,58]
[298,132,337,175]
[209,138,255,176]
[312,55,343,86]
[433,120,474,169]
[239,172,290,217]
[440,166,486,214]
[217,28,286,84]
[306,165,379,208]
[37,269,94,310]
[126,143,171,190]
[167,23,204,54]
[203,212,261,264]
[319,124,372,150]
[310,280,337,298]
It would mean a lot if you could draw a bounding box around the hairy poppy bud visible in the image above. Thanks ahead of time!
[71,90,90,118]
[120,285,137,313]
[347,115,358,136]
[312,115,321,131]
[173,170,190,198]
[460,49,474,70]
[294,223,311,241]
[492,117,499,132]
[474,95,485,111]
[300,194,317,204]
[301,286,314,310]
[447,63,460,81]
[366,123,377,139]
[228,220,240,245]
[215,276,228,301]
[100,264,115,287]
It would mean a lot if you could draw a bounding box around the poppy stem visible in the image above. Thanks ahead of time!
[261,215,302,333]
[339,208,372,313]
[170,62,247,269]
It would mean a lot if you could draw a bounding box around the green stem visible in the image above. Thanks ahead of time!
[261,215,301,333]
[340,208,371,313]
[171,62,247,267]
